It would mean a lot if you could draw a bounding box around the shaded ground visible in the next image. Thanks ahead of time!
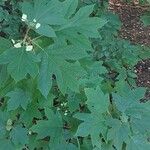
[136,59,150,100]
[109,2,150,100]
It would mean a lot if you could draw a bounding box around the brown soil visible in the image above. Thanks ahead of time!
[109,2,150,100]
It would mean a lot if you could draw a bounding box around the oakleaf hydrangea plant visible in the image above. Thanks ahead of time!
[0,0,150,149]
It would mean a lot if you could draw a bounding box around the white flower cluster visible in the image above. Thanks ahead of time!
[57,102,69,115]
[60,102,67,107]
[26,45,33,51]
[11,39,33,52]
[57,107,60,111]
[64,110,68,116]
[11,13,42,52]
[21,14,41,29]
[28,131,32,135]
[21,14,27,22]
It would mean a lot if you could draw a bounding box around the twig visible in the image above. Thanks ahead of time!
[22,27,30,44]
[77,137,81,150]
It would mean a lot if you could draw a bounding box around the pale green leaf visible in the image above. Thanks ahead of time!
[74,112,106,149]
[20,101,41,127]
[30,108,63,141]
[59,5,107,38]
[0,139,14,150]
[10,125,29,146]
[0,111,10,138]
[62,0,78,18]
[85,87,109,113]
[126,135,150,150]
[6,88,31,111]
[51,143,78,150]
[0,38,12,54]
[141,12,150,26]
[36,24,56,38]
[0,65,9,87]
[0,48,39,81]
[107,118,130,149]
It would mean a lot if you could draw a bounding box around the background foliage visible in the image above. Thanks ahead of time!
[0,0,150,149]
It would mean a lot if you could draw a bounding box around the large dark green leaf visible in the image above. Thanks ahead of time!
[38,44,87,97]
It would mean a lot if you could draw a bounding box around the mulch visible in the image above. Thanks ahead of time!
[109,2,150,100]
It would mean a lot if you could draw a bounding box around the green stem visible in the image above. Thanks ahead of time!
[77,137,81,150]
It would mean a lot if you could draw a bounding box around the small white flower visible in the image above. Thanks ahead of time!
[61,102,67,107]
[64,112,68,116]
[57,107,60,111]
[33,19,37,23]
[21,14,27,22]
[14,43,22,48]
[11,39,15,44]
[64,102,67,107]
[7,119,12,125]
[35,23,41,29]
[29,131,32,135]
[26,45,33,51]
